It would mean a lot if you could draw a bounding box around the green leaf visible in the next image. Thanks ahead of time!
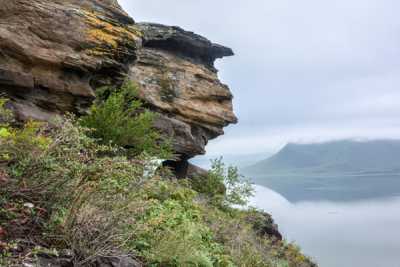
[0,127,11,138]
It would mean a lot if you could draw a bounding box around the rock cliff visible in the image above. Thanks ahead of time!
[0,0,141,120]
[0,0,237,164]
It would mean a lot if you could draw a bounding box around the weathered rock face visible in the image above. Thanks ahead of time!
[130,23,237,158]
[0,0,141,120]
[0,0,237,160]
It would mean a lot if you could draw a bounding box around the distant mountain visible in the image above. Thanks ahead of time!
[243,140,400,176]
[191,153,272,169]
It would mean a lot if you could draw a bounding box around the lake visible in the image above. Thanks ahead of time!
[250,183,400,267]
[250,174,400,202]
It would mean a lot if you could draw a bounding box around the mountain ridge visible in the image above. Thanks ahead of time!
[244,139,400,176]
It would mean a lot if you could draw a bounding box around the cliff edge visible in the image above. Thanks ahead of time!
[0,0,237,171]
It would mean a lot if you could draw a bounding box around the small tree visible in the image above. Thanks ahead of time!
[191,158,254,207]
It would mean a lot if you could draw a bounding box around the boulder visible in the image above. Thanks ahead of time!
[247,211,283,242]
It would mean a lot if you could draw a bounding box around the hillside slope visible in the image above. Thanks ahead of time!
[245,140,400,176]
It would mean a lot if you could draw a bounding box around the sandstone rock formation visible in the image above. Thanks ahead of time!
[0,0,237,164]
[0,0,141,121]
[130,23,237,159]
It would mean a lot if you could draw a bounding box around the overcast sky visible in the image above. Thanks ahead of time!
[120,0,400,158]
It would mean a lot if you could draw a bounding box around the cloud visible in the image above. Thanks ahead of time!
[207,121,400,156]
[120,0,400,156]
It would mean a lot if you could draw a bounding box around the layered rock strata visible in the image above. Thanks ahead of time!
[0,0,237,164]
[130,23,237,159]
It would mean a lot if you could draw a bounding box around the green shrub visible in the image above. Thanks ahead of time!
[191,158,254,208]
[0,115,148,263]
[130,199,226,266]
[80,82,171,158]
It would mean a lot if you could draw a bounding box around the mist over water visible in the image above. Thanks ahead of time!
[250,185,400,267]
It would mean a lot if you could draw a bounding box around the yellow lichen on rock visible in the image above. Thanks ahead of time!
[87,28,118,48]
[83,10,142,52]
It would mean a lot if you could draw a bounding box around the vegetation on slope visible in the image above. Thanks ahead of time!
[0,85,315,267]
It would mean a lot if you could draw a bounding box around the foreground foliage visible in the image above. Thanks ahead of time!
[0,96,315,267]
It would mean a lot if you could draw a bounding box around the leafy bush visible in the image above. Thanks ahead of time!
[191,158,254,208]
[130,198,226,266]
[80,82,171,158]
[0,115,147,262]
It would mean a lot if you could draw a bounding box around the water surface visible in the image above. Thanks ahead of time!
[250,185,400,267]
[251,174,400,202]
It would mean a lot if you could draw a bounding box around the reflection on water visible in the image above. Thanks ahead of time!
[251,174,400,202]
[250,185,400,267]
